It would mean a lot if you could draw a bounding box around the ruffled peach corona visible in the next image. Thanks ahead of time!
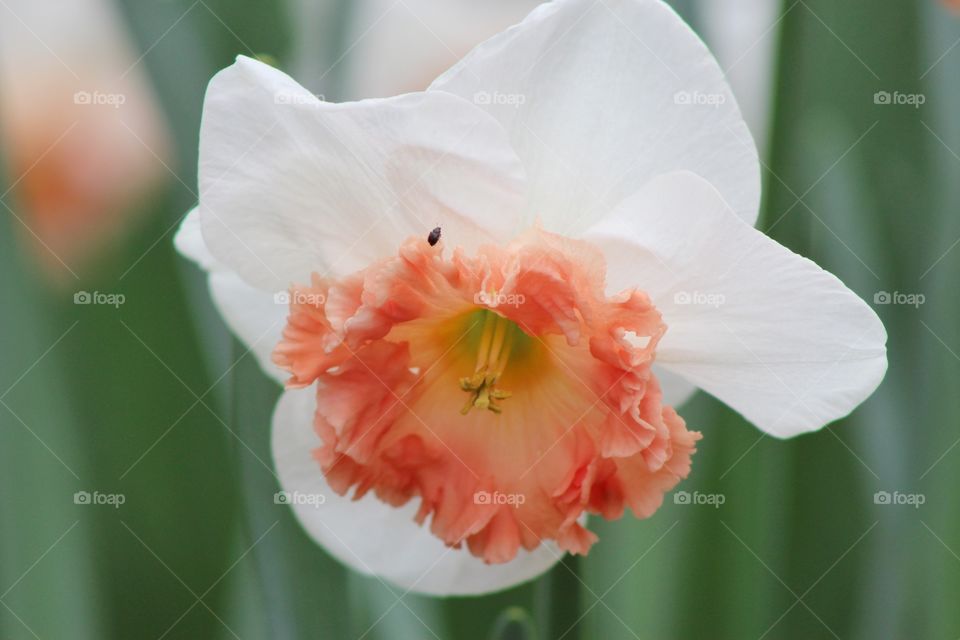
[272,228,700,563]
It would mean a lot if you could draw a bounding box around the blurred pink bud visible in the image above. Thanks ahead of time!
[0,0,171,280]
[339,0,542,99]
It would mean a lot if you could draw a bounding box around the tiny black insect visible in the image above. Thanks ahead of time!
[427,226,442,246]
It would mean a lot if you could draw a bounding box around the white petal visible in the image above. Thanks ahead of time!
[583,172,887,438]
[175,209,287,384]
[173,207,217,271]
[430,0,760,231]
[207,271,288,384]
[271,387,563,596]
[199,55,527,290]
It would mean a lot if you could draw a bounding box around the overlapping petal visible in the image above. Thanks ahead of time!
[174,208,286,381]
[583,172,887,437]
[199,56,528,290]
[430,0,760,232]
[272,386,565,596]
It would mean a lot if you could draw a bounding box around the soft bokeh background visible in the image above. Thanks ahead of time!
[1,0,958,638]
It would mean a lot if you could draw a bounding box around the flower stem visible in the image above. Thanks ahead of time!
[535,554,583,639]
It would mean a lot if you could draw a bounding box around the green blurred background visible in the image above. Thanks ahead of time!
[1,0,958,638]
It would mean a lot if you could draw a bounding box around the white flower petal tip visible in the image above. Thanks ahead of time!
[174,209,287,385]
[430,0,760,231]
[197,55,528,291]
[584,171,888,438]
[173,207,217,271]
[271,388,563,597]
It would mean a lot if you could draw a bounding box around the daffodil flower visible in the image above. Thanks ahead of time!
[175,0,886,596]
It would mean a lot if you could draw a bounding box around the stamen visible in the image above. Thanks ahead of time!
[461,311,516,415]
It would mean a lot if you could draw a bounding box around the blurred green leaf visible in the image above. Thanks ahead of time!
[755,0,933,638]
[535,556,582,639]
[916,3,960,638]
[41,198,242,640]
[0,151,103,638]
[5,0,302,637]
[229,346,351,639]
